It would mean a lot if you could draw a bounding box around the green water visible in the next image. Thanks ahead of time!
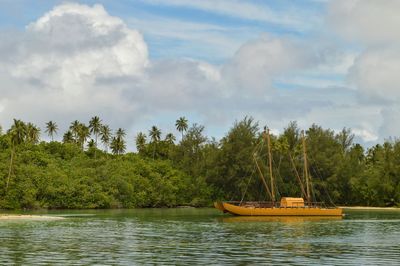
[1,208,399,265]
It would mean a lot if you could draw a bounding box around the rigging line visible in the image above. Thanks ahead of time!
[238,167,259,202]
[303,156,318,204]
[254,137,274,200]
[253,154,273,200]
[312,166,336,207]
[312,164,336,207]
[307,154,336,207]
[238,138,264,203]
[254,144,267,202]
[289,152,307,199]
[265,128,275,203]
[258,176,266,202]
[271,156,282,199]
[259,184,266,201]
[240,165,256,204]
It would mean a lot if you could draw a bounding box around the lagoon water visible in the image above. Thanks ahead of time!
[1,208,399,265]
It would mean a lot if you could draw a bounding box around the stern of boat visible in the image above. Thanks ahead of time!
[214,201,227,213]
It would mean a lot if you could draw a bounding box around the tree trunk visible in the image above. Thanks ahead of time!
[94,133,97,159]
[6,147,15,193]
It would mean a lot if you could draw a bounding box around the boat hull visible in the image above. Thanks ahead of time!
[213,201,227,212]
[219,202,343,216]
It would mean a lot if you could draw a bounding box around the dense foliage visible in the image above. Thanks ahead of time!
[0,117,399,209]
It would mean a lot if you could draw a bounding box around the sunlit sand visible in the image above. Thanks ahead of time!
[341,206,399,210]
[0,215,64,220]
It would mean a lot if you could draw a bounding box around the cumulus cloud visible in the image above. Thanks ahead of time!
[131,59,221,110]
[328,0,400,45]
[328,0,400,101]
[15,3,148,89]
[379,107,400,139]
[0,3,148,129]
[349,48,400,101]
[221,35,315,95]
[328,0,400,141]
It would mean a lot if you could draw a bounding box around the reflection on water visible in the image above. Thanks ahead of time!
[220,215,343,223]
[0,208,399,265]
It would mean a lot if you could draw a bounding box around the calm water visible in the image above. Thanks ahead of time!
[1,208,400,265]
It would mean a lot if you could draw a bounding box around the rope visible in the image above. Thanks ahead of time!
[271,156,282,199]
[307,154,336,207]
[238,140,264,202]
[240,166,256,203]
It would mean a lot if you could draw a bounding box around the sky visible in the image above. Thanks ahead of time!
[0,0,400,148]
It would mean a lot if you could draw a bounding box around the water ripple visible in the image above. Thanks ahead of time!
[0,209,399,265]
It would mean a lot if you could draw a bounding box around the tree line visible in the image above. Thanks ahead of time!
[0,116,399,209]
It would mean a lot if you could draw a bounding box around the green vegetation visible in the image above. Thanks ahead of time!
[0,117,399,209]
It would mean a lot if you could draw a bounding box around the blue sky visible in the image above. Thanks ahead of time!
[0,0,399,148]
[0,0,326,60]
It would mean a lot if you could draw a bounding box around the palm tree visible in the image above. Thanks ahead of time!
[6,119,27,192]
[45,121,58,141]
[87,139,95,149]
[63,130,74,143]
[164,133,176,159]
[116,128,126,139]
[110,127,126,155]
[77,123,90,150]
[110,136,126,155]
[149,126,161,143]
[26,122,40,144]
[89,116,102,140]
[175,117,188,140]
[100,124,112,153]
[149,126,161,159]
[89,116,102,159]
[135,132,147,152]
[165,133,176,144]
[69,120,80,141]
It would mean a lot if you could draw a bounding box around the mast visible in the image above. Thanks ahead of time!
[302,131,311,206]
[265,127,275,204]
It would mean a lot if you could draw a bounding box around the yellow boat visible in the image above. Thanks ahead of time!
[214,128,343,217]
[216,200,342,216]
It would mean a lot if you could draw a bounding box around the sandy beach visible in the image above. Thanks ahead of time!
[0,214,64,220]
[340,206,399,210]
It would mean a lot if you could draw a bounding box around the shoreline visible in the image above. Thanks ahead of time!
[340,206,399,210]
[0,214,64,220]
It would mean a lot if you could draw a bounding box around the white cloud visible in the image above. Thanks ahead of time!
[0,101,5,113]
[132,59,221,110]
[352,128,378,142]
[328,0,400,140]
[349,48,400,101]
[328,1,400,101]
[0,3,149,131]
[328,0,400,45]
[5,2,148,98]
[221,35,315,94]
[316,51,357,76]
